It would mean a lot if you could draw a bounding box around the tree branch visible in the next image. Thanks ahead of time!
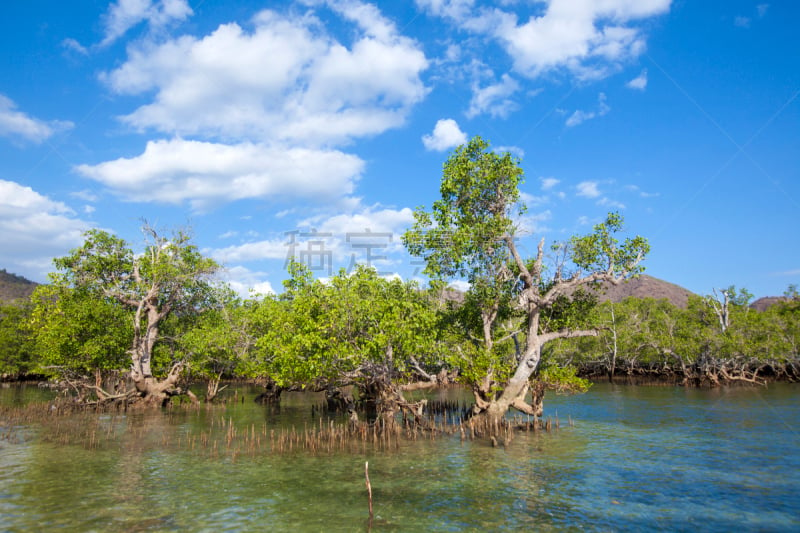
[539,328,599,344]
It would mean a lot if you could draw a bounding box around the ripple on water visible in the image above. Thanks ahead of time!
[1,383,799,531]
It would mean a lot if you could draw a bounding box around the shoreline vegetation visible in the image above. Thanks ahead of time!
[0,138,798,433]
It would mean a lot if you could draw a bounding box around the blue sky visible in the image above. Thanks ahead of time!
[1,0,798,299]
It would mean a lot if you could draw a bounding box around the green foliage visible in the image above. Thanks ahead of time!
[29,284,131,377]
[538,364,591,394]
[723,285,754,307]
[251,263,444,387]
[539,289,597,334]
[569,212,650,278]
[403,136,523,285]
[784,284,799,300]
[53,227,218,315]
[36,224,220,381]
[0,301,34,376]
[551,293,800,374]
[403,137,651,412]
[167,286,248,381]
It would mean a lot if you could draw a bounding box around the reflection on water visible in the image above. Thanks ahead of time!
[1,383,799,531]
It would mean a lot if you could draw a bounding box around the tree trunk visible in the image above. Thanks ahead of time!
[254,379,283,404]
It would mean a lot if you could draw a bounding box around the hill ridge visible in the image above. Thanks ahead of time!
[0,269,38,303]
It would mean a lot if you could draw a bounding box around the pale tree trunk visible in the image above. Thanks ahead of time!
[707,288,730,334]
[475,316,544,423]
[609,303,618,382]
[128,296,184,405]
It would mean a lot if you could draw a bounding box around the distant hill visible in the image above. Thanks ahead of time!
[572,274,696,308]
[0,270,38,303]
[444,274,696,308]
[750,296,789,312]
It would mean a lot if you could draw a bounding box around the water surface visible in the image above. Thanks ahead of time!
[1,383,798,531]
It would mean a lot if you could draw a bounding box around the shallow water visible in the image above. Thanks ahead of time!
[1,383,799,531]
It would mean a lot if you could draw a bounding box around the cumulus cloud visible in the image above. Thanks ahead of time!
[0,94,73,144]
[576,181,601,198]
[598,197,625,209]
[210,204,415,274]
[75,139,364,210]
[212,237,292,264]
[101,0,192,46]
[219,265,275,298]
[422,119,467,151]
[82,2,429,209]
[626,68,648,90]
[417,0,670,80]
[494,145,525,159]
[566,92,610,127]
[519,192,548,207]
[0,180,92,281]
[540,176,560,190]
[467,73,520,118]
[300,205,415,237]
[517,209,552,235]
[448,279,471,292]
[103,4,428,145]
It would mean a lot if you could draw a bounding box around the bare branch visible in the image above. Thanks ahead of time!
[539,328,599,344]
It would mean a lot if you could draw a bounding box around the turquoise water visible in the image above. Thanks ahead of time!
[1,383,798,531]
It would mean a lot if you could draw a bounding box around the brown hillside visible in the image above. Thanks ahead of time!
[0,270,38,303]
[580,274,695,308]
[750,296,788,312]
[445,274,695,308]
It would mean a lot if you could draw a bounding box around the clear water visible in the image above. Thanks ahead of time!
[1,383,799,532]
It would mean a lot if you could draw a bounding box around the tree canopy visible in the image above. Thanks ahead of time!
[405,136,650,421]
[37,224,219,403]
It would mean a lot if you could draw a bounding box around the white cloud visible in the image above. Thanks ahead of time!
[83,2,430,210]
[626,68,648,90]
[467,73,520,118]
[75,138,364,210]
[448,279,471,292]
[517,209,552,235]
[219,265,275,298]
[0,180,92,281]
[418,0,671,80]
[625,184,659,198]
[540,176,560,190]
[772,268,800,277]
[70,189,99,202]
[0,94,73,144]
[212,238,290,264]
[422,118,467,151]
[598,197,625,209]
[210,204,415,274]
[103,4,428,145]
[301,205,415,238]
[576,181,601,198]
[494,145,525,159]
[734,16,751,28]
[566,92,610,127]
[61,38,89,55]
[735,4,768,28]
[519,192,544,206]
[100,0,193,46]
